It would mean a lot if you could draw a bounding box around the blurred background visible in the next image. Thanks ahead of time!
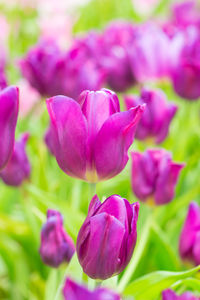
[0,0,200,299]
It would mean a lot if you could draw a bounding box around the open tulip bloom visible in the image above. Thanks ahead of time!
[46,89,145,182]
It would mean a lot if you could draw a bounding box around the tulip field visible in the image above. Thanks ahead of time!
[1,0,200,299]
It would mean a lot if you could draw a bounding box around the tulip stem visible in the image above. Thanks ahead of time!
[117,215,152,293]
[89,183,96,197]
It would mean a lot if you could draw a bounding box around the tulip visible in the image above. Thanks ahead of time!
[44,124,55,156]
[46,89,144,182]
[124,88,177,144]
[179,202,200,265]
[0,133,31,186]
[20,39,105,99]
[0,68,7,90]
[63,277,121,300]
[129,24,171,82]
[172,0,200,29]
[100,21,136,92]
[170,29,200,100]
[77,194,139,280]
[131,149,184,205]
[162,289,199,300]
[39,209,75,268]
[0,86,19,170]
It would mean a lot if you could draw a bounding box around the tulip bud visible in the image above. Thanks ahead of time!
[162,289,199,300]
[0,86,19,170]
[77,194,139,280]
[131,149,184,205]
[0,133,31,186]
[46,89,144,182]
[39,209,75,268]
[63,278,121,300]
[179,202,200,266]
[124,88,177,144]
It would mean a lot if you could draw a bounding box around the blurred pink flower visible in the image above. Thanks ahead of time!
[18,79,40,118]
[0,15,10,67]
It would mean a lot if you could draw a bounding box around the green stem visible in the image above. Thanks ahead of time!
[117,215,152,294]
[89,183,97,197]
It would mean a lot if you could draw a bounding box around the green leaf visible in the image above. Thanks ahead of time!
[123,266,200,300]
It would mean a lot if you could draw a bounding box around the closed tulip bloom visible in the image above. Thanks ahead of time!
[20,39,105,100]
[124,88,177,144]
[162,289,199,300]
[40,209,75,268]
[63,278,121,300]
[179,202,200,265]
[0,86,19,170]
[100,21,136,92]
[0,133,31,186]
[46,89,144,182]
[131,149,184,205]
[77,194,139,280]
[129,24,171,82]
[171,30,200,100]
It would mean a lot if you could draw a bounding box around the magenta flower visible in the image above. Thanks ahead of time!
[124,88,177,144]
[20,39,105,99]
[131,149,184,205]
[162,289,199,300]
[39,209,75,268]
[179,202,200,265]
[63,278,121,300]
[100,21,136,92]
[171,31,200,100]
[46,89,144,182]
[172,0,200,29]
[0,68,7,90]
[0,86,19,170]
[129,24,171,82]
[77,194,139,280]
[0,133,31,186]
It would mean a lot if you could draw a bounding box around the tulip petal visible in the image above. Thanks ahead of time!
[179,202,200,260]
[0,86,19,170]
[63,278,92,300]
[46,96,87,179]
[162,289,177,300]
[155,161,184,205]
[79,212,125,279]
[94,105,145,180]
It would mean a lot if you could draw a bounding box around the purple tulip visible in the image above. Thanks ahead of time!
[131,149,184,205]
[77,194,139,280]
[162,289,199,300]
[170,29,200,100]
[0,86,19,170]
[124,88,177,144]
[0,68,7,90]
[46,89,144,182]
[129,24,171,82]
[20,39,105,99]
[172,0,200,29]
[44,126,55,155]
[39,209,75,268]
[0,133,31,186]
[63,278,121,300]
[179,202,200,265]
[100,21,136,92]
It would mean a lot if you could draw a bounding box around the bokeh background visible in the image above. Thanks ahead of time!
[0,0,200,299]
